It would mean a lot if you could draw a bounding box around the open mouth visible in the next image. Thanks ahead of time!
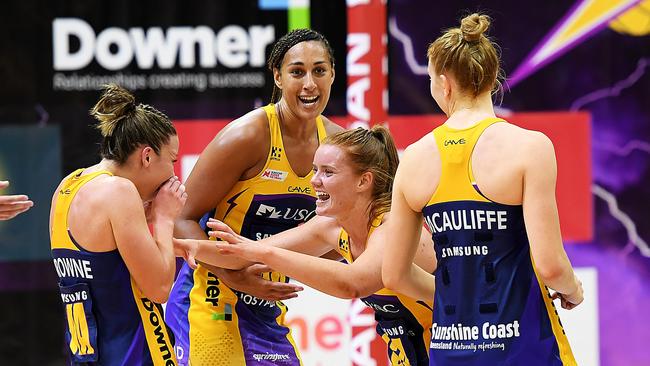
[299,95,319,106]
[316,191,330,201]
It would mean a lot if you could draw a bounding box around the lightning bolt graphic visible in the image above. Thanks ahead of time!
[388,16,428,76]
[593,140,650,156]
[510,0,642,87]
[592,184,650,257]
[224,189,248,219]
[571,57,649,111]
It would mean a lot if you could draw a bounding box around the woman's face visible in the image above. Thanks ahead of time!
[141,134,179,201]
[275,41,335,121]
[311,144,362,217]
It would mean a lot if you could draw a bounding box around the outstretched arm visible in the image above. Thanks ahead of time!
[0,180,33,220]
[174,214,336,270]
[213,223,384,299]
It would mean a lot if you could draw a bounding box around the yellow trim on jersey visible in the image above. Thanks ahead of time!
[51,168,113,251]
[427,117,505,205]
[276,301,304,366]
[131,279,178,365]
[530,255,577,365]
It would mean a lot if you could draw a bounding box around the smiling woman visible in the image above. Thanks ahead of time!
[165,29,343,366]
[175,126,438,366]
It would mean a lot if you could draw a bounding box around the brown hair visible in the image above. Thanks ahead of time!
[90,84,176,165]
[427,13,503,97]
[323,126,399,227]
[267,28,335,103]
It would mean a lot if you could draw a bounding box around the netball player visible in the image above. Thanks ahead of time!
[381,13,583,365]
[175,127,436,365]
[165,29,343,365]
[49,84,186,365]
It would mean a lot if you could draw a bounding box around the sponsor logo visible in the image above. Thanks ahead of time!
[205,271,221,307]
[270,146,282,160]
[444,138,466,146]
[441,245,489,258]
[60,188,72,195]
[261,169,288,182]
[430,320,520,342]
[256,204,282,219]
[238,292,276,308]
[338,237,349,253]
[361,300,400,314]
[140,298,176,365]
[211,303,233,321]
[252,353,290,362]
[255,204,315,221]
[52,18,275,71]
[288,185,312,194]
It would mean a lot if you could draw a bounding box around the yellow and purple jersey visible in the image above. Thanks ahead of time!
[166,104,326,365]
[422,118,576,365]
[338,215,433,366]
[51,169,178,366]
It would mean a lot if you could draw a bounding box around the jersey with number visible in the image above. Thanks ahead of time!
[50,169,177,366]
[422,118,576,365]
[338,215,433,366]
[166,104,327,366]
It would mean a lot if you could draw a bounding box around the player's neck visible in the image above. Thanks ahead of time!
[444,92,496,129]
[275,101,318,140]
[336,198,374,248]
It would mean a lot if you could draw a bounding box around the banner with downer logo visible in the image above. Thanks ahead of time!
[1,0,347,175]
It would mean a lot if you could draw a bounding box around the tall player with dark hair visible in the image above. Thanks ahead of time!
[166,29,343,365]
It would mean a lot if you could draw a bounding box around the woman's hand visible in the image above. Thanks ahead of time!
[173,238,199,269]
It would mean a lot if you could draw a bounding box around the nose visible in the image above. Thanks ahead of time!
[303,72,316,91]
[310,171,321,187]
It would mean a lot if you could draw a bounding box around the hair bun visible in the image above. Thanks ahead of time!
[460,13,491,42]
[90,83,137,137]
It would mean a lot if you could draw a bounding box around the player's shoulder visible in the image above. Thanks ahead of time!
[402,132,437,165]
[218,107,270,145]
[85,175,140,203]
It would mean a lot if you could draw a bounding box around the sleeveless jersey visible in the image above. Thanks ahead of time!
[166,104,327,366]
[51,169,177,366]
[422,118,576,365]
[338,215,433,366]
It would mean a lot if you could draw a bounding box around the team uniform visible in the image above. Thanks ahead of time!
[166,104,327,365]
[422,118,576,365]
[51,169,178,366]
[338,215,433,366]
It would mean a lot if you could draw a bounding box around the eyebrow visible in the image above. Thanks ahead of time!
[287,60,328,67]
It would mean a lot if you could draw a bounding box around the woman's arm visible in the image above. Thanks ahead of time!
[522,132,583,309]
[217,225,383,299]
[382,142,437,299]
[175,214,337,270]
[108,176,186,303]
[174,111,268,241]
